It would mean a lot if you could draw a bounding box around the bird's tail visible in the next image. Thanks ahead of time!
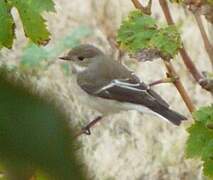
[152,107,187,125]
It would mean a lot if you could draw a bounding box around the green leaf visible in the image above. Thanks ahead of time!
[117,10,182,59]
[150,26,182,58]
[185,121,212,158]
[117,10,157,53]
[193,106,213,123]
[27,0,56,12]
[0,0,55,48]
[11,0,50,45]
[203,159,213,178]
[0,68,87,180]
[0,0,15,48]
[202,140,213,160]
[185,105,213,179]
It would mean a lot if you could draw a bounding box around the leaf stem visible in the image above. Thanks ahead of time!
[164,61,196,112]
[149,77,176,86]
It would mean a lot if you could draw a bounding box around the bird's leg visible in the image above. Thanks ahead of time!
[149,76,178,87]
[74,116,103,138]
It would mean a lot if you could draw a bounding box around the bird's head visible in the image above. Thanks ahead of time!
[59,44,104,67]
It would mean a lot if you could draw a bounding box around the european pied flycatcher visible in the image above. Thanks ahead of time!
[60,44,187,125]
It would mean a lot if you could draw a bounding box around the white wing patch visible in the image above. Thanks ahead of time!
[94,79,147,95]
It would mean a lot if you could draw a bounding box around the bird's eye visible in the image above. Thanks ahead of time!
[78,56,84,61]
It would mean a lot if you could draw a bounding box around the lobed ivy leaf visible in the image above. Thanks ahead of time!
[117,10,182,60]
[185,105,213,179]
[0,0,15,48]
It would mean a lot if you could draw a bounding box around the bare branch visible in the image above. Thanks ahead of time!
[131,0,152,15]
[194,12,213,67]
[159,0,213,94]
[164,61,196,112]
[149,77,177,86]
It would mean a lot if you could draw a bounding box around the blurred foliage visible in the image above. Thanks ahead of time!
[186,105,213,179]
[19,26,93,74]
[208,0,213,4]
[0,67,87,180]
[0,0,55,48]
[117,10,182,60]
[169,0,213,5]
[169,0,183,3]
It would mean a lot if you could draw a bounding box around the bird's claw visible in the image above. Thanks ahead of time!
[82,127,91,135]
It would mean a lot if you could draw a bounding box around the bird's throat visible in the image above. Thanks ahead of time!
[72,64,87,74]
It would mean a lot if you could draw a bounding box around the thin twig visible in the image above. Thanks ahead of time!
[74,116,103,138]
[149,77,176,86]
[131,0,196,113]
[194,12,213,67]
[164,61,196,112]
[131,0,152,15]
[159,0,213,94]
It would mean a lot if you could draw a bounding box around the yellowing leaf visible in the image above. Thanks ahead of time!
[0,1,15,48]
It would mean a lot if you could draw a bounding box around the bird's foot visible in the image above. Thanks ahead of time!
[74,116,103,138]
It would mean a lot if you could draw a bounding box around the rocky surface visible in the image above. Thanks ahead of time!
[0,0,212,179]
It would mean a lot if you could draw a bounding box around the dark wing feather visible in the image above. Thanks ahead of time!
[76,56,169,109]
[79,78,169,109]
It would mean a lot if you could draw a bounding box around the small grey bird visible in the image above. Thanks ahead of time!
[60,44,187,125]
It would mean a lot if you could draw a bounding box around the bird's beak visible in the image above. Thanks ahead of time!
[59,56,69,60]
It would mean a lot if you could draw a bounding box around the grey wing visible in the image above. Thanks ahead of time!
[79,76,169,108]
